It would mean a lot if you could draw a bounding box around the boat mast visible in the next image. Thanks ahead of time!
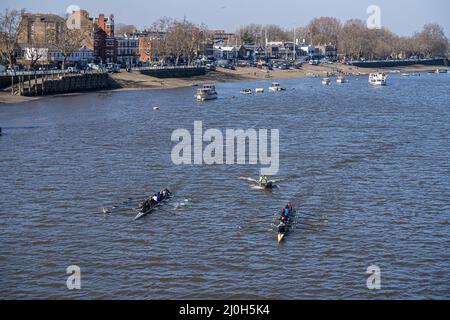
[293,27,296,61]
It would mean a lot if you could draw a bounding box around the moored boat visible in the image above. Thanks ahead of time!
[336,76,347,83]
[255,88,264,93]
[240,89,253,95]
[322,78,331,85]
[369,73,387,86]
[196,84,218,101]
[269,82,286,92]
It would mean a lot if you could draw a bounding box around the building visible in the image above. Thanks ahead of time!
[213,45,246,61]
[116,36,139,67]
[242,45,266,61]
[315,44,338,60]
[18,12,66,46]
[93,13,116,63]
[48,45,94,64]
[210,30,238,46]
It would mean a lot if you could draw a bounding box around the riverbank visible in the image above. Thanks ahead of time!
[0,63,445,104]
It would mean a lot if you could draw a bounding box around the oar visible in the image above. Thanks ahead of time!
[297,216,328,223]
[291,226,319,232]
[292,220,317,228]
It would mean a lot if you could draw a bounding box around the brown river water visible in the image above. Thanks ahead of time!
[0,73,449,299]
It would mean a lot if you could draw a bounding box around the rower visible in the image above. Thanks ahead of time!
[284,205,291,215]
[278,222,287,234]
[259,175,269,184]
[287,202,293,212]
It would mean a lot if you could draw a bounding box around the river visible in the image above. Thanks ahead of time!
[0,73,449,299]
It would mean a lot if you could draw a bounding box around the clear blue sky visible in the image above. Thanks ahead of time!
[2,0,449,36]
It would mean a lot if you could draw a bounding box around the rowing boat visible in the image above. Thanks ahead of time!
[277,210,295,243]
[134,193,172,221]
[260,181,273,189]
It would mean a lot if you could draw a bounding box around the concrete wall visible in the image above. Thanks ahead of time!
[350,58,448,68]
[24,73,113,96]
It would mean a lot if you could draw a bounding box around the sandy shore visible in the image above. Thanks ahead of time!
[0,64,444,104]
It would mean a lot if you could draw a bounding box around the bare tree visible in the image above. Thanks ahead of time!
[416,23,449,57]
[149,17,173,65]
[115,23,137,36]
[307,17,342,45]
[48,23,87,70]
[0,9,23,67]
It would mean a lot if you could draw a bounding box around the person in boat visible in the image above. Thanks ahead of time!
[259,175,269,185]
[287,203,293,212]
[278,221,287,234]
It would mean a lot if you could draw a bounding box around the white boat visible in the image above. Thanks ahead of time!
[255,88,264,93]
[269,82,286,92]
[336,76,347,83]
[435,69,448,74]
[369,73,387,86]
[196,84,218,101]
[322,78,331,85]
[240,89,253,95]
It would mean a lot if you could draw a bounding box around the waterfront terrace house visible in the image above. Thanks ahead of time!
[126,30,164,64]
[93,13,116,63]
[116,35,140,67]
[242,45,266,61]
[48,45,94,64]
[213,45,246,61]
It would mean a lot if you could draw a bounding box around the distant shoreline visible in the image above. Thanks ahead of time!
[0,64,446,105]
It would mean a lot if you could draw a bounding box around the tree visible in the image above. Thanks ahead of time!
[416,23,448,57]
[115,23,137,35]
[338,19,369,60]
[149,17,174,65]
[265,24,289,42]
[166,19,201,65]
[307,17,342,45]
[48,23,87,70]
[0,9,23,67]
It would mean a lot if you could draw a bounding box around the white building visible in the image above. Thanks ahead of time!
[48,46,94,63]
[213,45,246,61]
[24,45,94,64]
[300,44,316,56]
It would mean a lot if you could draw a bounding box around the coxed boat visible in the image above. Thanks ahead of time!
[134,191,172,221]
[277,210,295,243]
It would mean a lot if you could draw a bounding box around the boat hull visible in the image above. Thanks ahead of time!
[134,195,172,221]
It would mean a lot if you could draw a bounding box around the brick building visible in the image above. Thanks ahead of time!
[93,13,116,63]
[18,12,65,46]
